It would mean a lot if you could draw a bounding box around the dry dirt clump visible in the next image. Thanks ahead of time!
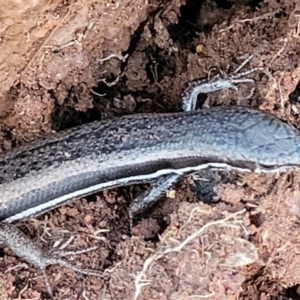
[0,0,157,140]
[1,0,300,299]
[107,203,256,300]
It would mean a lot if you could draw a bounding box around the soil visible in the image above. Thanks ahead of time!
[1,0,300,299]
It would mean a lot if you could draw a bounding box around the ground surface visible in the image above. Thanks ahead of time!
[0,0,300,299]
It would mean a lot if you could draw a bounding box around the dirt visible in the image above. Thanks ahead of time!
[1,0,300,299]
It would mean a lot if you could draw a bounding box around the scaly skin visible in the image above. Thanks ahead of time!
[0,106,300,222]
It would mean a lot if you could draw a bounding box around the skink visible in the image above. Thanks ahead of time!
[1,57,300,297]
[1,105,300,223]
